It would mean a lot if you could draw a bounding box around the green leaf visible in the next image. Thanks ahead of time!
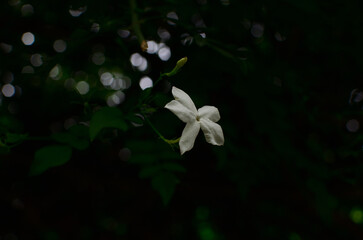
[89,107,128,141]
[52,125,89,150]
[140,88,153,102]
[5,133,27,144]
[0,116,23,132]
[152,172,179,205]
[125,114,144,125]
[162,163,186,173]
[29,145,72,176]
[130,153,157,164]
[52,132,71,143]
[69,124,89,136]
[138,166,162,179]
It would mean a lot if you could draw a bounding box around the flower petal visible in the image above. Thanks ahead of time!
[200,119,224,146]
[165,100,196,123]
[198,106,220,122]
[179,121,200,155]
[172,86,197,114]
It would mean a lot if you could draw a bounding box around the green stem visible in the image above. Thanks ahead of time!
[144,115,166,141]
[143,115,180,145]
[130,0,145,45]
[154,73,166,86]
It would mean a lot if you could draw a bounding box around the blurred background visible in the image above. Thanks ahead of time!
[1,0,363,239]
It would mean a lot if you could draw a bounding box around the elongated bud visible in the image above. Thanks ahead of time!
[165,57,188,77]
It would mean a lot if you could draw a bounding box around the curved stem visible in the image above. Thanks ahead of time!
[144,115,166,141]
[143,115,180,145]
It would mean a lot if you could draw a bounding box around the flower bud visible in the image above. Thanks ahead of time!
[165,57,188,77]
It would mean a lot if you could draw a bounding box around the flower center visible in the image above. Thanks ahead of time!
[196,115,200,121]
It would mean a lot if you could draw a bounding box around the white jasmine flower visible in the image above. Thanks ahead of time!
[165,86,224,154]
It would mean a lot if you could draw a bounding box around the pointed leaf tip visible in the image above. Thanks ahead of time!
[89,107,128,141]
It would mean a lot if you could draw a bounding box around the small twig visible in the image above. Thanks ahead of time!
[143,115,180,146]
[130,0,146,50]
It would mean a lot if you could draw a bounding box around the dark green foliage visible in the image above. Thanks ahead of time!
[29,145,72,176]
[1,0,363,239]
[151,171,180,205]
[4,133,27,144]
[89,107,128,141]
[127,139,182,204]
[52,124,89,150]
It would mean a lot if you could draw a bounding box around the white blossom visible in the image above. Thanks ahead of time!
[165,86,224,154]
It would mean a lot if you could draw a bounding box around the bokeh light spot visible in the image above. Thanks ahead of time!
[130,114,144,127]
[158,46,171,61]
[349,89,363,104]
[107,91,125,107]
[76,81,89,95]
[130,53,143,67]
[137,58,148,72]
[146,41,158,54]
[21,65,34,74]
[275,32,286,42]
[30,53,43,67]
[91,23,100,33]
[122,76,131,89]
[53,39,67,53]
[64,118,77,129]
[0,42,13,53]
[157,27,171,41]
[181,33,193,46]
[351,208,363,224]
[64,78,76,90]
[100,72,114,86]
[49,65,62,80]
[2,84,15,97]
[251,23,264,38]
[139,76,153,90]
[346,119,359,132]
[237,47,248,60]
[21,65,34,73]
[117,29,130,38]
[69,6,87,17]
[110,77,124,90]
[21,4,34,16]
[22,32,35,45]
[92,52,105,65]
[119,148,131,161]
[8,0,20,6]
[129,53,148,71]
[192,14,206,28]
[167,12,178,25]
